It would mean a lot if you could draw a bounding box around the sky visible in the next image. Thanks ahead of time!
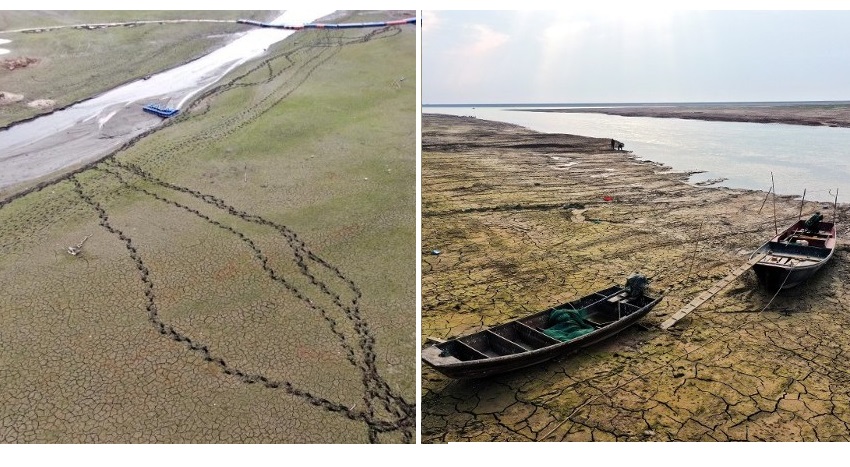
[423,9,850,104]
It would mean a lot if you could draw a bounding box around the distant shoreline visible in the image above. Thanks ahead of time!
[424,102,850,128]
[526,103,850,128]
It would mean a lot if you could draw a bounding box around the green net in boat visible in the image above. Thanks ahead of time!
[542,308,595,342]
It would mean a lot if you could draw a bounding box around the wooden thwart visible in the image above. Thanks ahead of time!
[660,252,768,330]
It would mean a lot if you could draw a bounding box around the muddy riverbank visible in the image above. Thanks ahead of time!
[421,113,850,442]
[0,11,277,128]
[529,102,850,128]
[0,10,338,197]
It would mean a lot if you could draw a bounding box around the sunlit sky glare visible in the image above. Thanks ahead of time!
[423,9,850,104]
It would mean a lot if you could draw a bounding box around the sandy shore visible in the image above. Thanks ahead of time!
[422,113,850,442]
[528,102,850,128]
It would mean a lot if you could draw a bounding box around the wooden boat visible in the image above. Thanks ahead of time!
[750,217,836,290]
[422,282,663,379]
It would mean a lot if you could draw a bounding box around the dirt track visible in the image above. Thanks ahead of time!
[421,113,850,442]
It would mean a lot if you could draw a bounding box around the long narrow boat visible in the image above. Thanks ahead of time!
[422,282,663,379]
[750,217,836,290]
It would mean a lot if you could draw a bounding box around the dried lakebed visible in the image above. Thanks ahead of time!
[421,114,850,442]
[0,17,415,444]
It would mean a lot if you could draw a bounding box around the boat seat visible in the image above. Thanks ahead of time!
[793,229,830,238]
[765,256,790,265]
[485,330,527,355]
[449,340,489,360]
[791,235,824,241]
[606,291,628,303]
[514,321,561,346]
[583,317,612,329]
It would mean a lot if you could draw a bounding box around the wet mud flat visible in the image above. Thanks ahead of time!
[421,113,850,442]
[529,102,850,128]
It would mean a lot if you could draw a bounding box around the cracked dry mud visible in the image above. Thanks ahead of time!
[0,20,414,444]
[421,114,850,442]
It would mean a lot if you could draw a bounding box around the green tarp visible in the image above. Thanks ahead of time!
[542,308,595,342]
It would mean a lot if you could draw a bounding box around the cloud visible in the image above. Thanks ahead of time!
[422,11,440,33]
[455,23,510,57]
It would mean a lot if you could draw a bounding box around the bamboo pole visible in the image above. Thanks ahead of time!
[771,172,777,235]
[834,188,839,224]
[758,185,772,214]
[685,220,704,282]
[798,188,806,220]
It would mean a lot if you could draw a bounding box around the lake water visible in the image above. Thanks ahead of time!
[424,106,850,203]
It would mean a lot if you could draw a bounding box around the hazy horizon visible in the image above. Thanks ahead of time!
[423,100,850,106]
[423,10,850,104]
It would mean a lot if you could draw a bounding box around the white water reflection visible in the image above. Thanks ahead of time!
[426,106,850,202]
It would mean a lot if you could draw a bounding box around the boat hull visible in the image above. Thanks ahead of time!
[751,262,825,289]
[422,286,662,379]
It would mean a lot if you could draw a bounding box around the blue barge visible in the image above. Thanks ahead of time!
[142,103,179,118]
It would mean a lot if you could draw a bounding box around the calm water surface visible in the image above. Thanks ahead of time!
[425,106,850,203]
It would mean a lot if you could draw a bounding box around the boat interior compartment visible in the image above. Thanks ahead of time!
[585,301,642,327]
[781,233,830,248]
[435,340,488,361]
[594,300,643,319]
[446,323,556,359]
[491,321,561,351]
[776,222,835,245]
[763,240,833,259]
[484,330,528,353]
[522,289,651,328]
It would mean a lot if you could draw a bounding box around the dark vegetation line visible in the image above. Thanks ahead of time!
[70,175,398,434]
[95,162,414,440]
[0,16,416,35]
[1,19,239,34]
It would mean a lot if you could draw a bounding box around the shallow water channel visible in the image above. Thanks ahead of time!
[426,106,850,203]
[0,9,336,191]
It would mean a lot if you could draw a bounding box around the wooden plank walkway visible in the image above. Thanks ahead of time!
[660,252,768,330]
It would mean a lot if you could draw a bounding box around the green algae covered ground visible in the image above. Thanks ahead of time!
[0,11,415,443]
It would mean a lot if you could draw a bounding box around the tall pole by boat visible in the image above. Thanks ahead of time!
[771,172,778,235]
[799,188,806,220]
[758,184,772,214]
[685,220,704,282]
[834,188,839,224]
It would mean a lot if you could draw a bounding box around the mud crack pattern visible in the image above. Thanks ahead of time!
[421,114,850,442]
[0,17,414,443]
